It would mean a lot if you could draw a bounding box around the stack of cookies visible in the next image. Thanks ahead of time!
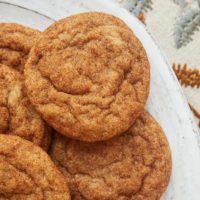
[0,12,172,200]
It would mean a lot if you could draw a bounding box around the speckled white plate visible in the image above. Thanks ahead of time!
[1,0,200,199]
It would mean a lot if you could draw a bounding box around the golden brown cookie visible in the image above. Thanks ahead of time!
[25,12,150,142]
[0,64,51,151]
[50,110,172,200]
[0,134,71,200]
[0,23,40,73]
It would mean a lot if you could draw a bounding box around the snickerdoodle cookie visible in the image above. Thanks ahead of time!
[50,110,172,200]
[25,12,150,142]
[0,64,51,151]
[0,23,40,73]
[0,134,71,200]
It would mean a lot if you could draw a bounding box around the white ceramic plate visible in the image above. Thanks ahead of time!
[1,0,200,199]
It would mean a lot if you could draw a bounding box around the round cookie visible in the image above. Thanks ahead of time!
[25,12,150,142]
[0,64,51,151]
[0,23,40,73]
[0,134,71,200]
[50,110,172,200]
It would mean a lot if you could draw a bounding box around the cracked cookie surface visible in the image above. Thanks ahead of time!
[25,12,150,142]
[0,134,71,200]
[0,64,51,151]
[50,110,172,200]
[0,23,40,73]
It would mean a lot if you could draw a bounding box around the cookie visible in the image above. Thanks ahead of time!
[50,110,172,200]
[25,12,150,142]
[0,134,71,200]
[0,64,51,151]
[0,23,40,73]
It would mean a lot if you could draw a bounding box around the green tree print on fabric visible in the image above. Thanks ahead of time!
[174,9,200,48]
[172,0,187,8]
[125,0,200,48]
[126,0,152,17]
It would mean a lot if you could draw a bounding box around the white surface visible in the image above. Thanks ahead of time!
[1,0,200,199]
